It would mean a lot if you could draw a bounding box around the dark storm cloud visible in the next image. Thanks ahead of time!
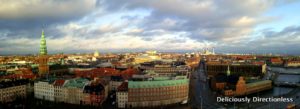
[0,0,98,38]
[263,26,300,38]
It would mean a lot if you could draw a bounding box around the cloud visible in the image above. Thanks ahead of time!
[1,0,300,54]
[102,0,279,42]
[263,26,300,38]
[0,0,97,20]
[0,0,98,31]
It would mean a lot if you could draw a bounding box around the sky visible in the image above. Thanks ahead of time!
[0,0,300,55]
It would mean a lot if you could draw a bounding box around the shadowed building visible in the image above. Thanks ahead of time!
[38,30,49,76]
[206,63,266,78]
[224,76,272,96]
[0,79,29,102]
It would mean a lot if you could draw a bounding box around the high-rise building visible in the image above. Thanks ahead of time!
[38,30,49,76]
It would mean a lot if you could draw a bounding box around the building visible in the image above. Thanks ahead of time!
[270,58,283,65]
[34,81,55,101]
[0,79,28,103]
[116,62,189,108]
[134,51,161,64]
[206,63,266,77]
[224,77,272,96]
[53,79,66,102]
[139,65,189,76]
[116,82,128,108]
[109,76,123,91]
[38,30,49,76]
[63,78,89,104]
[0,68,36,80]
[284,61,300,67]
[34,78,111,106]
[202,48,215,55]
[82,79,108,106]
[127,78,189,108]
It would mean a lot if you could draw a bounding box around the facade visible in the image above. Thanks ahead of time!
[34,81,54,101]
[206,63,266,77]
[234,77,272,96]
[38,30,49,76]
[270,58,283,65]
[116,82,128,108]
[63,78,89,104]
[284,61,300,67]
[109,76,123,91]
[82,79,108,106]
[0,79,28,102]
[139,65,189,76]
[127,78,189,108]
[134,51,161,64]
[34,78,109,106]
[53,79,66,102]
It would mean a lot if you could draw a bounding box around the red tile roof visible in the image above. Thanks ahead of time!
[53,79,65,86]
[117,82,128,91]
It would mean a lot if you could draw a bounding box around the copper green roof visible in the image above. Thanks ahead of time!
[63,78,89,88]
[128,79,189,88]
[31,64,38,68]
[153,77,170,81]
[39,30,47,55]
[246,80,272,88]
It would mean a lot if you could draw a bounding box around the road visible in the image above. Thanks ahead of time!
[190,60,223,109]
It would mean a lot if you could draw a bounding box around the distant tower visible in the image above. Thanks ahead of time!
[226,65,231,76]
[38,30,49,76]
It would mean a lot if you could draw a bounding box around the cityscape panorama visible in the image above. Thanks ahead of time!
[0,0,300,109]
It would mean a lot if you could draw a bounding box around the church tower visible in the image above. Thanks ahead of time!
[38,30,49,76]
[235,76,247,96]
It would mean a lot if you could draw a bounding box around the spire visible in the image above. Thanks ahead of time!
[226,65,231,76]
[39,29,47,55]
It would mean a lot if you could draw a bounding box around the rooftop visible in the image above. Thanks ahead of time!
[246,80,272,88]
[53,79,65,86]
[117,82,128,91]
[0,79,29,89]
[63,78,89,88]
[128,78,188,89]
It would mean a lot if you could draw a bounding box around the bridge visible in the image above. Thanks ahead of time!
[274,81,300,87]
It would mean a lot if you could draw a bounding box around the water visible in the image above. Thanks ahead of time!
[277,74,300,83]
[270,67,300,74]
[268,67,300,96]
[272,87,294,96]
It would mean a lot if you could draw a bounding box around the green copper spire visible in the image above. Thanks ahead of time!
[226,65,231,76]
[39,30,47,55]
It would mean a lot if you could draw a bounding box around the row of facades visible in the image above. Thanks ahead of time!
[34,76,123,106]
[0,79,30,103]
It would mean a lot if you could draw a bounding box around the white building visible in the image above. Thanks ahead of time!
[117,91,128,108]
[116,82,128,108]
[53,80,66,102]
[34,81,54,101]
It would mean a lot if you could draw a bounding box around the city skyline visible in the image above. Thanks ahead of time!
[1,0,300,55]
